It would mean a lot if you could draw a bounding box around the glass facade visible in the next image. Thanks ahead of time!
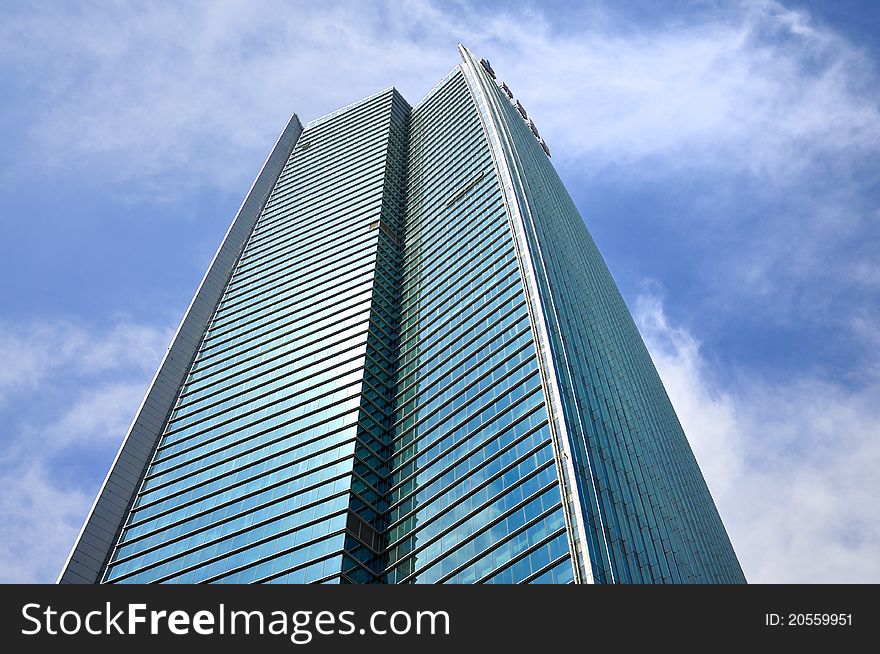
[459,47,744,583]
[384,68,572,584]
[67,45,744,585]
[103,89,410,584]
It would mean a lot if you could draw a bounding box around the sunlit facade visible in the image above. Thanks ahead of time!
[60,46,744,585]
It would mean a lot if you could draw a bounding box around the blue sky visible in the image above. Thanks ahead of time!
[1,0,878,583]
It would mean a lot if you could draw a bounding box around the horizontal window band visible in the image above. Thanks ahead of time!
[177,319,372,410]
[116,468,355,553]
[394,327,535,428]
[231,218,381,294]
[388,394,545,496]
[139,425,360,506]
[397,272,523,358]
[124,452,358,534]
[132,438,358,523]
[385,454,557,568]
[189,295,374,385]
[384,436,554,542]
[476,526,569,585]
[155,521,348,585]
[144,418,358,494]
[418,495,564,584]
[106,494,351,582]
[518,552,573,585]
[389,358,541,453]
[393,346,537,433]
[165,350,369,436]
[395,299,529,396]
[230,542,347,586]
[386,417,552,524]
[155,379,364,461]
[213,236,379,321]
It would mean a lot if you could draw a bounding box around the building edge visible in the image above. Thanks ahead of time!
[457,44,596,584]
[57,114,304,584]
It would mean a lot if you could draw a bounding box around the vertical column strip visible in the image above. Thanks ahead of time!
[457,45,597,584]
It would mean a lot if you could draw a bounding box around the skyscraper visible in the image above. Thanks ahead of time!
[59,46,745,585]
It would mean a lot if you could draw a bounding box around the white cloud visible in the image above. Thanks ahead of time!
[0,320,168,400]
[0,319,170,583]
[49,382,152,448]
[3,1,875,185]
[2,0,876,321]
[636,292,880,583]
[512,3,880,179]
[0,1,456,195]
[0,463,91,584]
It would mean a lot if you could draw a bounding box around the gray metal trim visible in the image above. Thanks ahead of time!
[57,114,303,584]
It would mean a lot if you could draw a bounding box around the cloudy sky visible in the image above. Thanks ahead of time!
[1,0,878,584]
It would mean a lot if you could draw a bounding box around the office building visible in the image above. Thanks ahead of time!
[60,46,745,584]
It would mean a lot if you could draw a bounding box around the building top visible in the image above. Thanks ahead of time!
[306,86,409,129]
